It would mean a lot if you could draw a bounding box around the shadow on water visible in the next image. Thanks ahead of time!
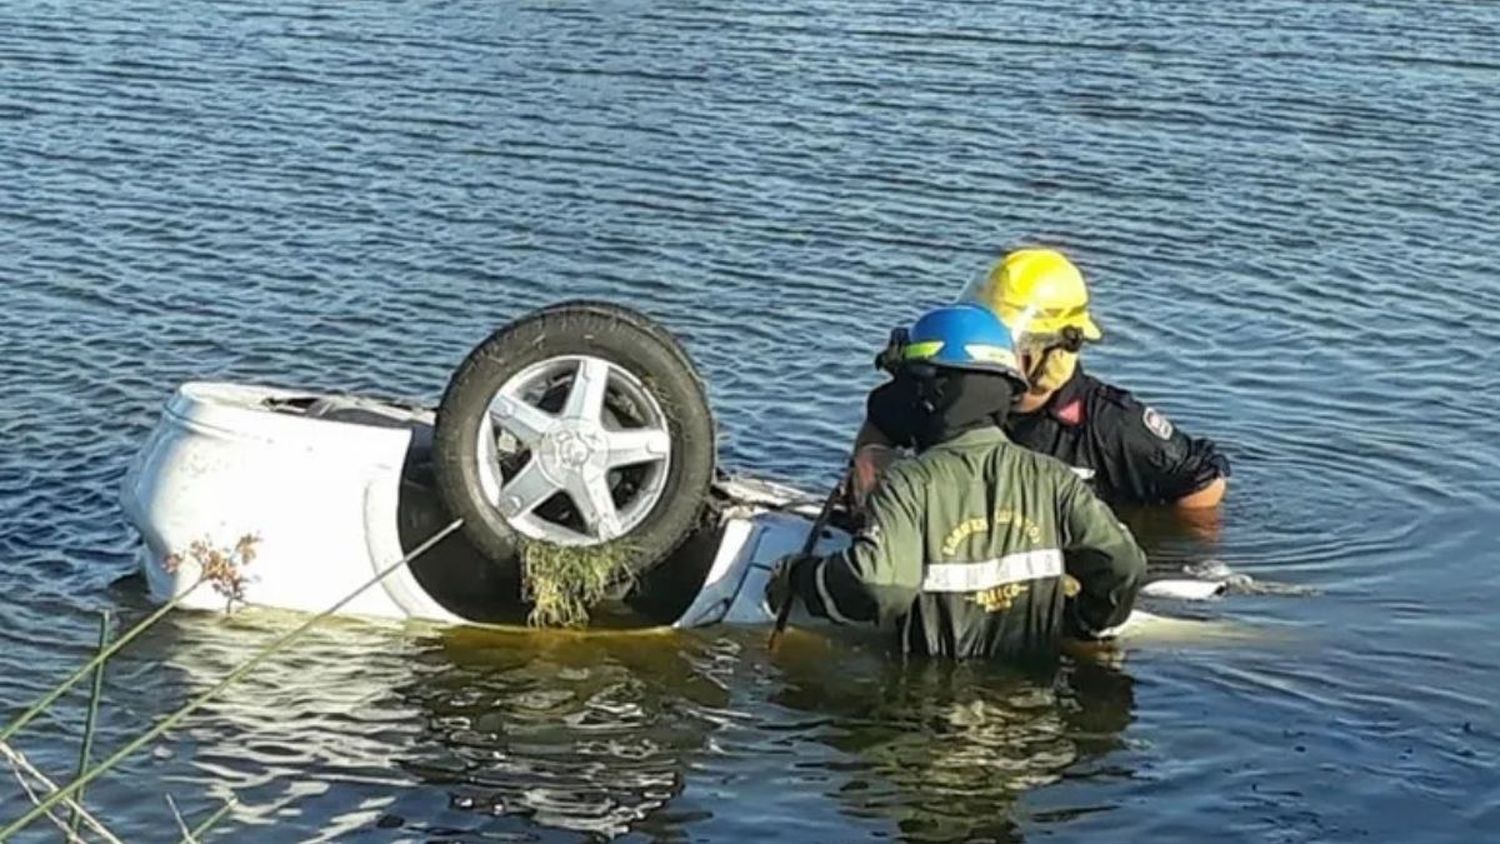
[1118,504,1226,573]
[763,640,1136,843]
[392,626,1142,843]
[391,624,729,840]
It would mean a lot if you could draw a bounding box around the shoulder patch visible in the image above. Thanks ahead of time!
[1143,407,1174,440]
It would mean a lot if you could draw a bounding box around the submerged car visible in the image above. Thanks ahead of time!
[120,301,1220,634]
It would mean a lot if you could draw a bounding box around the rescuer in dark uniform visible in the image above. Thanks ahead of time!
[852,248,1230,510]
[769,304,1147,662]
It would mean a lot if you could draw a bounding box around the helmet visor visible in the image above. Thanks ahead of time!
[955,265,997,312]
[1004,304,1060,352]
[1001,304,1072,385]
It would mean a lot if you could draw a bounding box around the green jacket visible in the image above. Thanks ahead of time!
[796,427,1146,660]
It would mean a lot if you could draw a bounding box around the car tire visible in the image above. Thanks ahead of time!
[431,301,717,592]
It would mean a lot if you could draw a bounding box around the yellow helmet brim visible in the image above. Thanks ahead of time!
[1078,312,1103,341]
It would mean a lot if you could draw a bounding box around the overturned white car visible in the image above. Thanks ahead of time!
[120,302,1221,633]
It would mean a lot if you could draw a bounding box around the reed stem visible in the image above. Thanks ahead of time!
[182,798,236,843]
[0,740,125,844]
[0,583,203,744]
[0,519,462,841]
[67,610,112,837]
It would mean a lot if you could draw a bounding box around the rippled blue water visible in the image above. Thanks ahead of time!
[3,1,1499,841]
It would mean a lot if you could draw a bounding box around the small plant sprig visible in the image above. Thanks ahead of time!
[162,534,260,607]
[0,520,463,839]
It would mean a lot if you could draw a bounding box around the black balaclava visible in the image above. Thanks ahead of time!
[907,368,1018,451]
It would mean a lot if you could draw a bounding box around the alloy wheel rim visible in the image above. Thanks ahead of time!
[475,355,672,546]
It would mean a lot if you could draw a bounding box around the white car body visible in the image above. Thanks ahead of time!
[119,382,851,628]
[121,382,1219,634]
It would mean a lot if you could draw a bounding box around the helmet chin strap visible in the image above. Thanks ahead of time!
[1022,326,1086,387]
[1024,346,1055,386]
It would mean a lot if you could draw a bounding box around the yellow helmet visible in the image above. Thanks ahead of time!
[960,248,1103,342]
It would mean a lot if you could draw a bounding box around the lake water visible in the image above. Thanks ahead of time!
[3,1,1499,841]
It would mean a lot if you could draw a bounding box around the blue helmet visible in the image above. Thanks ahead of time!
[900,303,1025,386]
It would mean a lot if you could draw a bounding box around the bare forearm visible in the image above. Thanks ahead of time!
[853,418,893,452]
[1175,475,1227,508]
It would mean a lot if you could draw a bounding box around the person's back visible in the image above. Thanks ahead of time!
[855,427,1143,661]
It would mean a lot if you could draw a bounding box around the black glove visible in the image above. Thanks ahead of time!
[765,553,818,614]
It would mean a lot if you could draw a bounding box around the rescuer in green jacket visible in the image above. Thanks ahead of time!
[769,303,1146,662]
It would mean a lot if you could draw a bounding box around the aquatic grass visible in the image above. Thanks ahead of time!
[0,535,259,746]
[0,741,124,843]
[67,611,110,838]
[0,516,644,836]
[0,588,202,746]
[180,797,236,844]
[0,539,257,841]
[0,521,462,840]
[3,519,645,835]
[167,793,236,844]
[520,537,638,628]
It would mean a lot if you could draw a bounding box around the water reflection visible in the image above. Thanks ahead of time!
[394,625,731,839]
[768,643,1134,843]
[123,603,1138,843]
[106,602,437,842]
[129,608,735,840]
[1124,503,1224,550]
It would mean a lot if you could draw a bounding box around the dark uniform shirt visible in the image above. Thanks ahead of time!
[792,428,1146,661]
[868,366,1229,507]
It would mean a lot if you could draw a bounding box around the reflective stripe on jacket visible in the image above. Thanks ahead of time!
[797,427,1146,660]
